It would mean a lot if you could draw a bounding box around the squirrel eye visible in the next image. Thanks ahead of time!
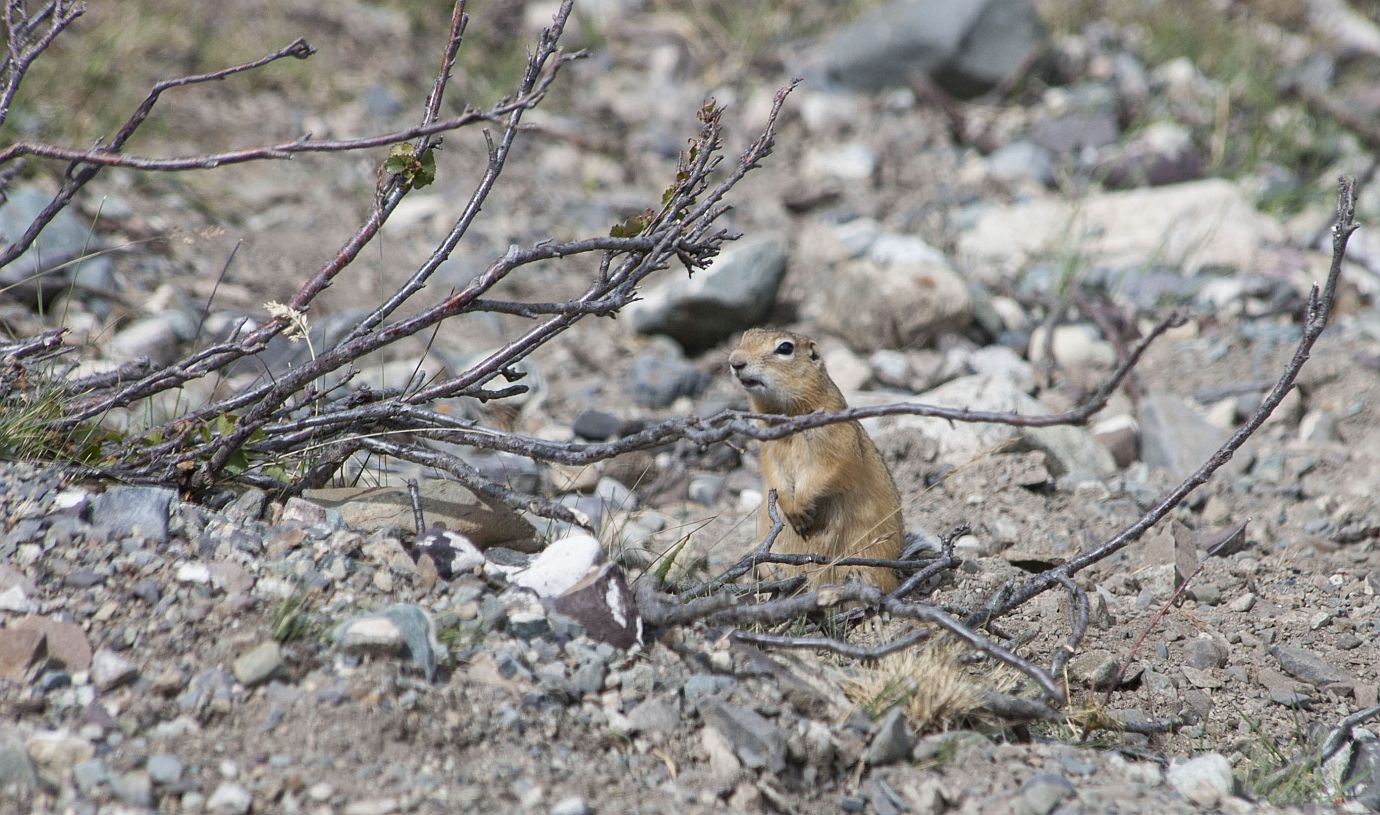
[773,340,794,356]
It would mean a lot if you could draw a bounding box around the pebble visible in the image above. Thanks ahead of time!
[551,796,592,815]
[866,707,915,766]
[1018,772,1073,815]
[1166,752,1234,807]
[90,648,138,691]
[232,641,284,687]
[207,781,254,815]
[147,753,184,785]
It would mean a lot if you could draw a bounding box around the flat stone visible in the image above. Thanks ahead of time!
[207,781,253,815]
[333,604,437,681]
[1139,394,1245,477]
[91,648,138,691]
[112,769,153,807]
[626,694,681,736]
[866,707,915,766]
[0,627,46,680]
[232,641,283,687]
[11,616,91,671]
[1270,645,1354,688]
[627,236,788,352]
[26,730,93,780]
[700,700,786,773]
[0,737,38,796]
[571,410,624,441]
[1166,752,1234,807]
[302,483,537,552]
[146,753,184,785]
[92,485,175,543]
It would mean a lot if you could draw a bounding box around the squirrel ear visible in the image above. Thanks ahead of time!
[808,342,820,362]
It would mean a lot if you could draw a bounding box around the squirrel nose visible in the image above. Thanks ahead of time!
[729,358,745,371]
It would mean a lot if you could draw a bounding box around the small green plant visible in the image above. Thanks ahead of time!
[1237,710,1336,805]
[383,143,437,189]
[270,586,321,643]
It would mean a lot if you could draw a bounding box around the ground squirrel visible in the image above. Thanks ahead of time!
[728,328,903,592]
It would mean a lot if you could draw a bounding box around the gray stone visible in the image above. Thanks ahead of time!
[988,140,1054,186]
[225,488,268,523]
[627,236,788,352]
[232,641,283,687]
[0,737,38,796]
[1345,737,1380,810]
[109,314,193,366]
[551,797,592,815]
[959,179,1284,285]
[112,770,153,807]
[865,707,915,765]
[1030,110,1119,155]
[687,474,725,505]
[627,694,681,735]
[1099,121,1204,189]
[1270,645,1354,688]
[1185,638,1228,670]
[91,648,138,691]
[885,374,1113,477]
[146,753,184,786]
[700,700,786,773]
[333,604,438,681]
[1166,752,1234,807]
[0,186,114,297]
[624,352,709,408]
[1069,649,1121,689]
[1018,772,1073,815]
[207,781,253,815]
[1139,395,1240,477]
[93,485,175,543]
[177,667,235,714]
[571,410,624,441]
[805,0,1047,99]
[817,251,972,353]
[72,757,109,794]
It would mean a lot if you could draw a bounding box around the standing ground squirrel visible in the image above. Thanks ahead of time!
[728,328,902,592]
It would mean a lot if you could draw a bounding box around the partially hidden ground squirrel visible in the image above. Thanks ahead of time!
[728,328,903,592]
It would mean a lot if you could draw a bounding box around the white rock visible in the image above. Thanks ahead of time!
[0,584,32,613]
[206,781,253,815]
[511,535,603,598]
[959,179,1284,284]
[804,142,877,181]
[1028,323,1117,370]
[175,563,211,584]
[1167,752,1234,807]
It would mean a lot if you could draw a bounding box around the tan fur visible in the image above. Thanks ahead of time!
[728,328,903,592]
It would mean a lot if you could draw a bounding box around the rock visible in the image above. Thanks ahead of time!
[805,0,1047,99]
[1185,638,1228,670]
[512,535,603,598]
[404,529,483,579]
[25,730,93,782]
[1139,395,1242,477]
[112,769,153,807]
[232,641,283,687]
[11,616,91,671]
[225,488,268,522]
[0,738,38,797]
[627,236,788,352]
[1345,737,1380,810]
[550,796,592,815]
[109,314,189,366]
[959,180,1284,284]
[1098,121,1204,189]
[0,627,46,680]
[1027,323,1117,371]
[1270,645,1354,688]
[624,352,709,408]
[1030,109,1119,156]
[884,374,1114,476]
[700,700,786,773]
[91,648,138,690]
[333,604,439,681]
[1069,649,1121,689]
[147,753,184,786]
[865,708,915,765]
[1091,415,1138,469]
[687,474,725,506]
[0,584,32,614]
[571,409,624,441]
[92,485,175,543]
[816,251,972,353]
[1018,772,1073,815]
[548,563,644,650]
[0,185,114,298]
[207,781,254,815]
[627,693,681,736]
[301,482,537,551]
[72,757,109,795]
[1299,409,1341,443]
[804,142,878,181]
[988,140,1054,186]
[1166,752,1234,807]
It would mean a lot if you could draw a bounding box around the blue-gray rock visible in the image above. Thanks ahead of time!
[627,236,788,352]
[146,753,184,786]
[1019,772,1074,815]
[206,781,253,815]
[1269,645,1354,688]
[73,758,109,795]
[112,770,153,808]
[804,0,1046,99]
[700,700,787,773]
[1346,736,1380,810]
[865,707,915,765]
[333,603,438,681]
[551,797,593,815]
[1030,110,1119,155]
[687,474,725,506]
[626,693,681,736]
[232,641,283,687]
[988,140,1054,186]
[225,488,268,523]
[177,666,235,714]
[92,485,175,543]
[624,353,708,409]
[0,738,37,796]
[0,186,114,298]
[571,409,625,441]
[1138,395,1234,477]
